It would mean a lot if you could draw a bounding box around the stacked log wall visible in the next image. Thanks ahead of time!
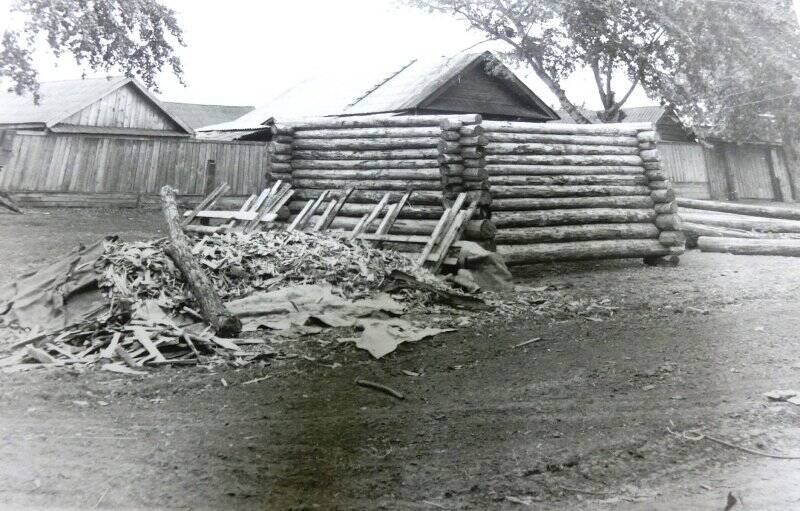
[481,121,685,265]
[274,114,493,243]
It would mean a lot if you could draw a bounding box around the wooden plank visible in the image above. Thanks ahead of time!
[288,200,315,231]
[317,187,354,231]
[350,192,390,238]
[295,190,329,231]
[313,200,337,232]
[416,207,453,268]
[180,183,230,226]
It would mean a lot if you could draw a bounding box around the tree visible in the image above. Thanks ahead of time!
[0,0,185,102]
[641,0,800,197]
[406,0,671,123]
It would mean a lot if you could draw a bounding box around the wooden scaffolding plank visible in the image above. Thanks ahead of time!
[350,192,391,238]
[180,183,229,226]
[318,187,355,232]
[287,200,315,231]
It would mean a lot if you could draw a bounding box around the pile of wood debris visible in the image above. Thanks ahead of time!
[0,230,469,373]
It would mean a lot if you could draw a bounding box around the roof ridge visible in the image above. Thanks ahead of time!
[347,58,418,109]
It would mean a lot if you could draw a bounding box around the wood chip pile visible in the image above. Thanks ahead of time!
[0,230,454,373]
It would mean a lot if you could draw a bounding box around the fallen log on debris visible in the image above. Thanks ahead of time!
[160,186,242,337]
[679,210,800,233]
[697,236,800,256]
[677,198,800,221]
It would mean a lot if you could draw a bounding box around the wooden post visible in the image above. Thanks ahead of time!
[202,160,217,225]
[720,144,738,201]
[765,146,784,202]
[160,186,242,337]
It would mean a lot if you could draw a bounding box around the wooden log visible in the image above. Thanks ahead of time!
[651,189,675,203]
[485,132,639,147]
[493,208,656,228]
[496,223,659,244]
[270,162,292,173]
[640,149,660,162]
[637,131,657,142]
[291,158,438,170]
[677,197,800,221]
[292,188,491,207]
[438,140,461,153]
[439,115,482,130]
[678,210,800,233]
[497,239,670,265]
[486,154,643,166]
[463,157,485,168]
[293,137,441,150]
[483,120,652,136]
[270,124,294,136]
[645,170,667,180]
[291,201,445,219]
[293,148,439,160]
[317,215,495,240]
[460,125,485,137]
[292,168,441,180]
[293,127,444,139]
[648,179,670,190]
[486,164,645,176]
[488,174,647,186]
[273,135,294,144]
[658,231,686,247]
[492,195,654,211]
[697,236,800,256]
[268,141,292,154]
[293,178,442,191]
[463,168,487,180]
[643,161,661,170]
[288,114,481,130]
[492,184,651,199]
[459,135,488,146]
[486,142,640,156]
[438,153,464,164]
[270,153,292,163]
[654,201,678,214]
[160,186,241,337]
[681,222,800,240]
[655,214,681,230]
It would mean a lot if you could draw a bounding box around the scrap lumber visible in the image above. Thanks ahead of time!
[0,192,22,214]
[697,236,800,256]
[180,183,229,227]
[677,198,800,221]
[160,186,242,337]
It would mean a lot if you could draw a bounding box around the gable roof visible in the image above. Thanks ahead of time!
[198,51,557,132]
[343,51,557,119]
[161,102,254,130]
[0,76,193,134]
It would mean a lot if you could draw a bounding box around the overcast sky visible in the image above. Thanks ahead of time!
[2,0,799,112]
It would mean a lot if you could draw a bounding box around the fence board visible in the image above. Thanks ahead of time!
[727,144,775,200]
[1,133,267,198]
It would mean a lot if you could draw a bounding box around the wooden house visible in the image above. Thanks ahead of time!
[197,51,558,141]
[0,77,268,207]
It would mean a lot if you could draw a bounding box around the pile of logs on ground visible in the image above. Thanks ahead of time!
[269,114,495,249]
[677,197,800,256]
[482,121,684,265]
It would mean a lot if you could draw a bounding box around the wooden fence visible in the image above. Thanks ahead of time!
[0,131,268,206]
[660,140,794,202]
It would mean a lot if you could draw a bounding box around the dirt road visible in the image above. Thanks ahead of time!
[1,209,800,510]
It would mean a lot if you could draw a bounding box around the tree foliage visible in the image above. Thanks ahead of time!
[0,0,185,101]
[406,0,671,122]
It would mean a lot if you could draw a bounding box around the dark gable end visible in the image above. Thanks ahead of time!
[418,55,557,121]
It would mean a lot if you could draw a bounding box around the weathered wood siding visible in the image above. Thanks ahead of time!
[61,83,180,131]
[659,142,711,199]
[422,64,547,120]
[0,132,267,196]
[703,145,731,200]
[0,129,14,169]
[724,144,776,200]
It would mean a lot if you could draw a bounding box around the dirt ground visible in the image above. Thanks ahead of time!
[2,208,800,510]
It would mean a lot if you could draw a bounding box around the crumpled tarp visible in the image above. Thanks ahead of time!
[225,284,453,358]
[0,238,110,334]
